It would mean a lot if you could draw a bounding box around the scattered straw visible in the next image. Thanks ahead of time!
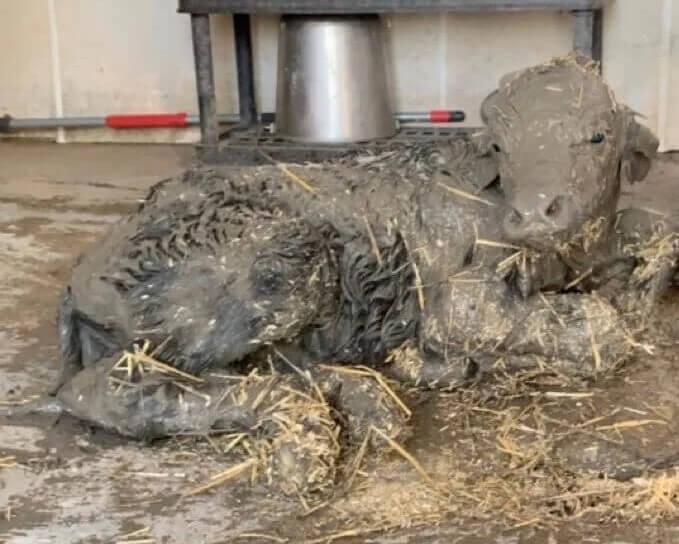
[110,341,203,384]
[272,347,326,405]
[177,368,341,501]
[222,433,248,455]
[318,364,411,419]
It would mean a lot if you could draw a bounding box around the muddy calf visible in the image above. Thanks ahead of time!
[46,54,674,438]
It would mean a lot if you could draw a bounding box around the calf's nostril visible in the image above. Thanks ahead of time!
[545,196,565,218]
[505,208,523,227]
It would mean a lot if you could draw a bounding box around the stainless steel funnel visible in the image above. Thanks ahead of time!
[275,14,395,143]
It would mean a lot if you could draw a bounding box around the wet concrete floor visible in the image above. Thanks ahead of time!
[2,142,679,543]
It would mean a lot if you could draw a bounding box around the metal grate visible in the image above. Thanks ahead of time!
[202,124,474,164]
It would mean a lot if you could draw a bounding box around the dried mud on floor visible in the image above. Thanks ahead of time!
[2,144,679,543]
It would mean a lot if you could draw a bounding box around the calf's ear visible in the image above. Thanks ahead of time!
[622,109,659,183]
[480,89,500,126]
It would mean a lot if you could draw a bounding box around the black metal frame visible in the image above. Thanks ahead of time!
[179,0,605,149]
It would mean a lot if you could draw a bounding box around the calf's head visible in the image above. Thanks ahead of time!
[480,56,658,252]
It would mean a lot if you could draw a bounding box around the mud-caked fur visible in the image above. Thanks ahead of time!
[55,55,675,398]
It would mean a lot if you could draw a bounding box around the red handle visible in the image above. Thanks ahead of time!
[105,113,188,128]
[429,110,465,123]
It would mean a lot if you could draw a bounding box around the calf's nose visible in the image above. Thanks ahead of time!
[503,195,568,241]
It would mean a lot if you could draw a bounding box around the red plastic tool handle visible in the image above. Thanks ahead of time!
[105,113,188,128]
[429,110,463,123]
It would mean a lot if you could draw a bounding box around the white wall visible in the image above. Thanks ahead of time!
[0,0,237,143]
[602,0,678,151]
[1,0,678,149]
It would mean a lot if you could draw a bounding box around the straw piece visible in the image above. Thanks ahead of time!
[475,238,521,250]
[0,395,40,406]
[512,517,541,529]
[132,352,204,383]
[172,381,212,406]
[582,303,601,372]
[184,458,257,496]
[538,292,566,329]
[437,182,496,206]
[596,419,667,431]
[0,455,17,469]
[356,366,412,419]
[280,165,317,194]
[345,429,371,491]
[363,216,383,266]
[565,267,593,290]
[318,364,411,419]
[304,529,362,544]
[233,533,288,543]
[222,433,247,455]
[401,237,425,311]
[542,391,594,399]
[370,426,437,490]
[114,527,152,542]
[496,251,523,273]
[257,149,317,193]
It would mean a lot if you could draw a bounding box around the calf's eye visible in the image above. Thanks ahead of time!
[590,133,605,144]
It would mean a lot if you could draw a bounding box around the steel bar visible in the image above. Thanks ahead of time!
[233,14,258,125]
[178,0,603,14]
[190,13,219,147]
[0,114,239,131]
[1,110,464,132]
[572,9,594,59]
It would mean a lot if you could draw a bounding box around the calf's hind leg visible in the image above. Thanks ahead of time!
[52,290,81,394]
[52,288,125,394]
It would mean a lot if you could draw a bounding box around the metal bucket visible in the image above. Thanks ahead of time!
[275,14,395,143]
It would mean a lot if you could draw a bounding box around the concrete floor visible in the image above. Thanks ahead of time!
[2,142,679,543]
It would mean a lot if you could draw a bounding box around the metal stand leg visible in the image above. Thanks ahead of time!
[592,9,603,66]
[190,13,219,148]
[572,9,594,60]
[233,14,257,126]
